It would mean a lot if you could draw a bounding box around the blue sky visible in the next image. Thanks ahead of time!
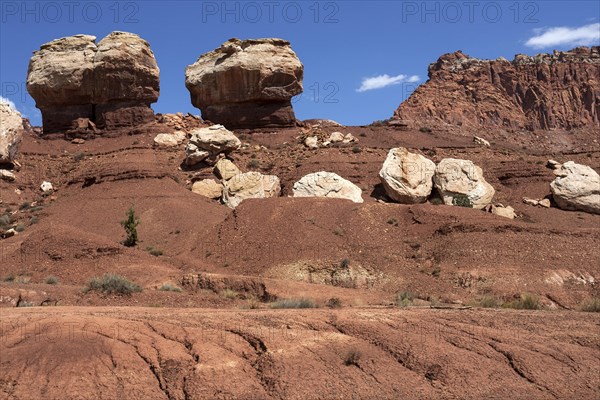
[1,1,599,126]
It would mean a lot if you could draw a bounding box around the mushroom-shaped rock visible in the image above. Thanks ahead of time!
[222,172,281,208]
[27,32,159,133]
[550,161,600,214]
[185,125,241,166]
[185,38,303,128]
[293,172,364,203]
[433,158,495,209]
[0,103,24,164]
[379,148,436,203]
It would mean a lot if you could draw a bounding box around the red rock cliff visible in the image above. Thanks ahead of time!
[393,46,600,131]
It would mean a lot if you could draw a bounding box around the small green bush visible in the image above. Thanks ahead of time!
[120,206,140,247]
[246,159,260,169]
[478,295,499,308]
[146,246,164,257]
[220,289,239,299]
[340,258,350,269]
[344,349,362,366]
[580,297,600,312]
[396,291,414,307]
[159,283,182,293]
[419,127,432,133]
[14,224,25,233]
[0,214,11,227]
[84,274,142,295]
[45,276,59,285]
[270,298,317,309]
[503,294,540,310]
[19,202,31,210]
[351,146,361,153]
[452,194,473,208]
[326,297,343,308]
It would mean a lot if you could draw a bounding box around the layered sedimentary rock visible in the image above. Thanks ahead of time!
[393,47,600,131]
[27,32,159,134]
[185,38,303,128]
[0,103,24,164]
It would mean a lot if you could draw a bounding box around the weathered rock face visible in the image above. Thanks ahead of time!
[27,32,159,134]
[185,38,303,128]
[222,172,281,208]
[292,172,364,203]
[433,158,495,209]
[379,148,436,203]
[550,161,600,214]
[393,47,600,131]
[0,103,24,164]
[191,179,223,199]
[185,125,241,166]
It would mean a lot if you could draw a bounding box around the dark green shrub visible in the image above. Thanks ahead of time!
[120,206,140,247]
[84,274,142,295]
[45,276,59,285]
[452,194,473,208]
[270,298,317,309]
[326,297,343,308]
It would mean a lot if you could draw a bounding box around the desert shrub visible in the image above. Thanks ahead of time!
[120,206,140,247]
[430,197,444,206]
[478,295,499,308]
[340,258,350,269]
[351,146,362,153]
[396,291,414,307]
[73,152,85,162]
[3,275,15,282]
[159,283,182,292]
[431,266,441,278]
[30,216,39,225]
[387,218,398,226]
[270,298,317,309]
[452,194,473,208]
[503,293,540,310]
[326,297,343,308]
[580,297,600,312]
[419,127,432,133]
[45,276,59,285]
[14,224,25,233]
[146,246,164,257]
[0,214,11,227]
[84,274,142,295]
[14,276,31,284]
[344,349,362,366]
[19,202,31,210]
[247,159,260,169]
[242,299,260,309]
[220,289,239,299]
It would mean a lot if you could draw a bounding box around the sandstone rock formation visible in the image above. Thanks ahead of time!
[153,131,186,147]
[191,179,223,199]
[214,159,240,181]
[185,125,241,166]
[433,158,495,209]
[293,172,364,203]
[27,32,159,134]
[222,172,281,208]
[185,38,303,128]
[379,148,436,203]
[0,103,23,164]
[550,161,600,214]
[393,47,600,131]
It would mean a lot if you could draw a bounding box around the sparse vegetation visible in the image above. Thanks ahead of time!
[14,224,25,233]
[343,349,362,366]
[477,295,499,308]
[159,283,182,292]
[247,159,260,169]
[351,146,361,153]
[396,291,415,307]
[270,298,317,309]
[326,297,343,308]
[14,275,31,284]
[73,152,86,162]
[220,289,239,299]
[19,202,31,210]
[419,126,432,133]
[120,206,140,247]
[431,266,441,278]
[580,297,600,312]
[0,214,11,227]
[333,227,344,236]
[146,246,164,257]
[503,293,540,310]
[30,216,39,225]
[3,275,15,282]
[340,258,350,269]
[45,276,59,285]
[452,194,473,208]
[84,274,142,295]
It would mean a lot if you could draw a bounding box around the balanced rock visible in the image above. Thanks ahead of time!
[222,172,281,208]
[379,148,436,203]
[433,158,495,209]
[550,161,600,214]
[293,172,363,203]
[27,32,159,134]
[185,125,241,166]
[214,159,240,181]
[0,103,23,164]
[191,179,223,199]
[185,38,303,128]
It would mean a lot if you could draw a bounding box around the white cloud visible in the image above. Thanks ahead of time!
[357,74,420,92]
[525,23,600,49]
[0,96,16,110]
